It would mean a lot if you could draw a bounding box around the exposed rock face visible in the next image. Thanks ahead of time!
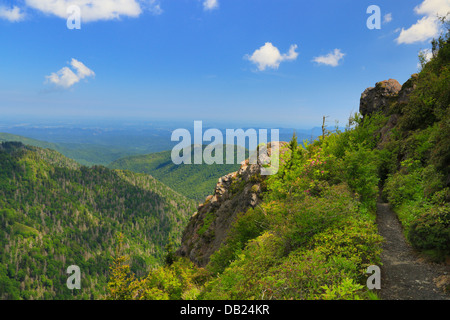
[177,142,288,267]
[377,114,400,149]
[360,79,402,117]
[359,77,419,148]
[397,74,418,105]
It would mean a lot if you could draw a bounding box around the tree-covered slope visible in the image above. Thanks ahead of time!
[0,132,140,166]
[375,23,450,262]
[0,133,61,152]
[0,142,196,300]
[108,146,245,201]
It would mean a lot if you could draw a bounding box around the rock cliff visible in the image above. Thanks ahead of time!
[359,79,402,117]
[359,76,418,149]
[177,142,288,267]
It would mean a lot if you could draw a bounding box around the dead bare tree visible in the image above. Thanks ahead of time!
[322,116,329,140]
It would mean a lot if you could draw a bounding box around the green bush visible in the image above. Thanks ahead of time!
[408,205,450,261]
[207,207,269,274]
[341,148,379,209]
[383,160,424,207]
[202,232,284,300]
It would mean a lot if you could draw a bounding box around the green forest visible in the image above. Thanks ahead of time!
[104,24,450,300]
[0,132,145,166]
[0,142,196,299]
[108,146,245,201]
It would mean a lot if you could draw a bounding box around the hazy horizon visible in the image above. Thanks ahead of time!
[1,0,444,129]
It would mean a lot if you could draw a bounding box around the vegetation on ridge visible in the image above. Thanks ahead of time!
[105,22,449,300]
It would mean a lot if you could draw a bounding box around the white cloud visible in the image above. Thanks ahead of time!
[203,0,219,11]
[0,6,26,22]
[396,0,450,44]
[3,0,163,22]
[417,48,434,68]
[46,67,80,89]
[397,16,441,44]
[25,0,143,22]
[313,49,345,67]
[246,43,299,71]
[70,58,96,79]
[46,59,95,89]
[415,0,450,16]
[383,13,393,24]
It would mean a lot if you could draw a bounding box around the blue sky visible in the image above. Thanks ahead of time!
[1,0,449,128]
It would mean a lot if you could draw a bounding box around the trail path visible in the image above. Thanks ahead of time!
[376,202,449,300]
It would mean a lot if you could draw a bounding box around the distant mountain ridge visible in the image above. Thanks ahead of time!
[108,145,247,201]
[0,126,320,167]
[0,132,139,166]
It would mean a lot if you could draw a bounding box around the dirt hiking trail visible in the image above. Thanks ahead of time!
[376,202,450,300]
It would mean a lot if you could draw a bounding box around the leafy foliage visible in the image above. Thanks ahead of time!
[0,142,196,299]
[106,115,386,300]
[105,26,450,294]
[380,22,450,261]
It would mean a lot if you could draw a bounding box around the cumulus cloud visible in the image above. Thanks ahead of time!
[415,0,450,16]
[203,0,219,11]
[396,0,450,44]
[70,58,95,79]
[0,6,26,22]
[246,43,299,71]
[46,59,95,89]
[313,49,345,67]
[24,0,163,22]
[2,0,163,22]
[397,16,441,44]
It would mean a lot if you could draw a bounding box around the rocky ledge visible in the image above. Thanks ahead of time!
[177,142,288,267]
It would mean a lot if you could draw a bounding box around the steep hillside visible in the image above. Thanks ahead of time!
[0,142,196,300]
[103,24,449,300]
[177,142,289,266]
[0,132,139,166]
[108,145,245,201]
[358,25,450,263]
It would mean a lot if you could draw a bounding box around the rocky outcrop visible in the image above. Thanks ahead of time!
[177,142,288,267]
[397,74,418,106]
[360,79,402,117]
[359,76,420,149]
[377,114,400,149]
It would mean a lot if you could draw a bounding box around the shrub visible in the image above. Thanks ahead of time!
[320,278,365,300]
[267,184,359,254]
[408,205,450,261]
[383,160,424,207]
[207,207,269,274]
[202,232,284,300]
[341,148,379,209]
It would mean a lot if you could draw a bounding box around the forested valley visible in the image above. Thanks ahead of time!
[0,142,196,299]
